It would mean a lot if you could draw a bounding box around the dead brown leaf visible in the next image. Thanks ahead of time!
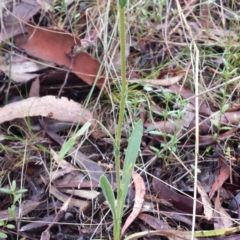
[0,200,43,220]
[200,3,211,29]
[138,213,171,230]
[152,177,202,214]
[0,96,93,125]
[50,168,78,182]
[56,180,99,189]
[209,158,230,200]
[146,117,239,144]
[214,193,232,229]
[179,102,195,128]
[0,0,53,42]
[128,74,184,86]
[167,85,212,116]
[144,121,175,135]
[197,181,213,220]
[121,172,146,236]
[50,185,89,209]
[40,231,50,240]
[0,54,48,83]
[40,196,72,240]
[20,215,54,232]
[161,211,201,230]
[199,127,239,146]
[62,189,100,200]
[29,77,40,97]
[15,24,104,87]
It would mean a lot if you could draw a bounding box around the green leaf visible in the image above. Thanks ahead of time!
[220,88,226,96]
[143,85,153,92]
[10,205,16,211]
[210,119,220,129]
[150,146,161,158]
[148,131,163,136]
[234,114,238,121]
[59,138,75,159]
[119,0,127,8]
[213,133,218,141]
[13,194,21,204]
[222,58,228,68]
[11,180,16,192]
[74,122,91,138]
[0,232,7,238]
[100,175,116,221]
[59,121,91,159]
[0,188,12,195]
[121,119,143,210]
[0,220,4,226]
[221,126,232,130]
[8,205,16,219]
[15,189,28,195]
[221,104,229,113]
[6,224,15,229]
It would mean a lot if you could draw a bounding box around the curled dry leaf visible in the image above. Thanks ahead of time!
[121,172,146,237]
[209,158,230,200]
[61,189,99,200]
[128,74,184,86]
[0,96,94,126]
[50,185,89,209]
[15,24,104,87]
[197,181,213,221]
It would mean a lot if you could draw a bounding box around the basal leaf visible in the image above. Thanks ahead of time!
[121,119,143,210]
[100,175,116,221]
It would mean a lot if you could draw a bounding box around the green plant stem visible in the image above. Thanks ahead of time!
[114,4,127,240]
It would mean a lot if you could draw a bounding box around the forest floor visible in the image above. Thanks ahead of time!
[1,1,240,240]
